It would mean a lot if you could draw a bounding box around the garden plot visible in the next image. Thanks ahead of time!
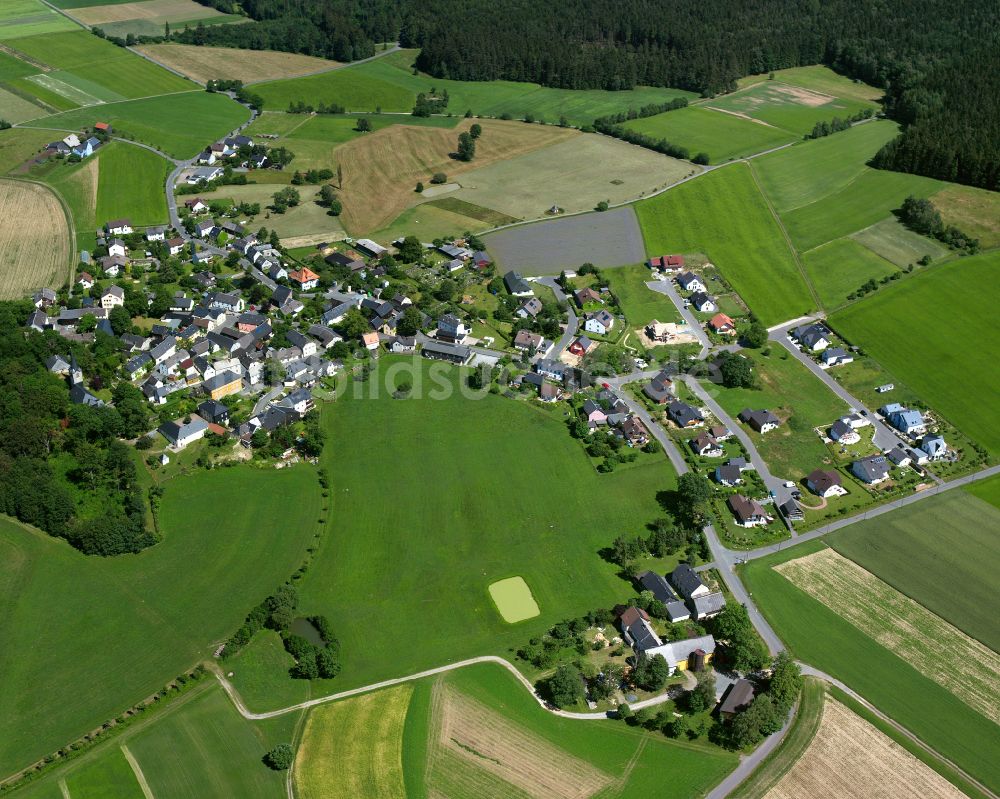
[775,548,1000,724]
[765,698,964,799]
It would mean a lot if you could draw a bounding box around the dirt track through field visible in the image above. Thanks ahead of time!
[335,118,575,234]
[775,548,1000,724]
[764,698,965,799]
[432,683,612,799]
[0,179,70,299]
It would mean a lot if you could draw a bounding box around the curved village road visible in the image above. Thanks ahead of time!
[535,276,579,356]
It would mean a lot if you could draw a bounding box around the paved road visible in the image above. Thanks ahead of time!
[252,386,283,416]
[768,319,911,453]
[535,276,579,356]
[646,279,712,357]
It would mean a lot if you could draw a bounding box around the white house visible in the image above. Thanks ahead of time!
[159,415,209,450]
[100,285,125,309]
[107,239,127,258]
[677,271,705,293]
[689,292,717,313]
[806,468,847,498]
[583,309,615,335]
[105,218,133,236]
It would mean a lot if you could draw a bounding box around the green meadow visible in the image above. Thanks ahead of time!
[605,263,681,327]
[635,164,814,325]
[623,106,796,162]
[95,142,171,226]
[253,48,696,127]
[830,251,1000,455]
[0,0,76,40]
[752,120,900,213]
[23,91,249,158]
[830,489,1000,651]
[0,466,320,774]
[738,65,884,104]
[743,540,1000,792]
[293,360,676,693]
[850,216,947,267]
[801,237,898,310]
[63,746,145,798]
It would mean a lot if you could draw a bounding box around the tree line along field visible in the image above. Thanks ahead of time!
[294,662,737,799]
[0,179,71,300]
[742,539,1000,793]
[291,360,675,694]
[22,91,249,159]
[635,163,814,326]
[253,48,697,128]
[830,251,1000,457]
[0,465,321,775]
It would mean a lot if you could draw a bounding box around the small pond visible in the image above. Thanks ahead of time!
[290,617,325,646]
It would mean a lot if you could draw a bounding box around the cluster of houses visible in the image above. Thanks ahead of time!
[45,128,108,160]
[614,564,726,672]
[677,271,718,314]
[580,387,650,446]
[791,322,854,368]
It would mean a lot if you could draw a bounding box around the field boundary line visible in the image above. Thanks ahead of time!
[747,159,822,312]
[120,744,155,799]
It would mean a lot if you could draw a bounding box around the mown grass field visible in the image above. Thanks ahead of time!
[292,360,675,693]
[94,141,170,226]
[198,182,345,241]
[0,0,76,40]
[23,91,249,158]
[10,30,193,99]
[965,472,1000,509]
[136,43,339,85]
[704,80,877,137]
[0,85,47,123]
[623,106,796,163]
[0,178,71,299]
[850,216,947,267]
[635,163,813,325]
[127,687,287,799]
[931,183,1000,249]
[829,488,1000,651]
[742,539,1000,793]
[830,251,1000,455]
[62,746,145,798]
[226,630,311,712]
[781,167,944,252]
[254,48,696,128]
[0,465,320,775]
[752,120,899,213]
[446,133,692,222]
[801,237,898,310]
[0,126,53,172]
[43,155,98,249]
[703,349,848,478]
[737,65,884,103]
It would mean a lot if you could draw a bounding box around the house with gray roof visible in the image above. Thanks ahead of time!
[159,415,209,450]
[636,571,690,622]
[739,408,780,433]
[668,400,703,428]
[852,454,890,484]
[503,270,533,297]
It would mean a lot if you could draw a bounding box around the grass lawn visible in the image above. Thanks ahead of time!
[752,121,900,213]
[830,251,1000,456]
[782,167,944,252]
[635,164,813,325]
[95,141,170,226]
[828,489,1000,651]
[0,465,320,775]
[293,359,675,694]
[742,540,1000,792]
[729,677,825,799]
[255,48,696,128]
[849,216,947,267]
[704,349,849,478]
[0,126,57,173]
[10,30,193,97]
[63,746,145,798]
[22,91,249,159]
[605,263,679,326]
[801,237,898,311]
[373,199,494,244]
[226,630,311,713]
[623,106,796,163]
[127,686,289,799]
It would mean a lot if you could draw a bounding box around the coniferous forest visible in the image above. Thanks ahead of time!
[183,0,1000,190]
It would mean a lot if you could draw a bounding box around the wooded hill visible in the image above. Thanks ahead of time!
[181,0,999,190]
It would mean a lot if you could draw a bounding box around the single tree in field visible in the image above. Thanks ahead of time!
[456,131,476,161]
[469,122,482,139]
[546,664,585,707]
[263,744,294,770]
[355,118,372,133]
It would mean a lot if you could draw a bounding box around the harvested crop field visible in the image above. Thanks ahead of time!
[765,697,964,799]
[335,118,574,234]
[485,207,645,274]
[136,43,339,85]
[295,684,411,799]
[430,683,612,799]
[447,134,694,221]
[73,0,225,25]
[775,548,1000,724]
[0,178,70,298]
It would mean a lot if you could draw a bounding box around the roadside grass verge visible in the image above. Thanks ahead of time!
[829,250,1000,456]
[741,540,1000,792]
[635,163,813,326]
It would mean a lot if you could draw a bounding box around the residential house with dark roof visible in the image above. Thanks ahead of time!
[643,370,676,404]
[503,270,533,297]
[806,468,846,498]
[714,463,743,486]
[689,291,717,313]
[719,679,756,719]
[728,494,771,527]
[668,400,703,428]
[636,571,690,622]
[421,340,471,364]
[739,408,780,433]
[677,271,704,293]
[792,323,830,352]
[690,432,724,457]
[583,309,615,335]
[852,454,890,484]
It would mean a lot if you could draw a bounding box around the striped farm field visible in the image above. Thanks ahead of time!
[801,237,897,310]
[295,684,411,799]
[0,84,47,122]
[0,178,70,299]
[849,217,947,267]
[136,43,340,85]
[775,548,1000,725]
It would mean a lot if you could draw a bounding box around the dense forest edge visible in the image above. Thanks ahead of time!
[167,0,1000,191]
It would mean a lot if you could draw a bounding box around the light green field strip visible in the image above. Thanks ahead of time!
[850,217,947,267]
[26,73,103,106]
[488,577,540,623]
[0,84,48,122]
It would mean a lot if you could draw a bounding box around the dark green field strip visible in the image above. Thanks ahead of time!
[425,196,520,225]
[742,541,1000,792]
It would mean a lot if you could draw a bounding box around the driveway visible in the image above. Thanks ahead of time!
[535,276,579,356]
